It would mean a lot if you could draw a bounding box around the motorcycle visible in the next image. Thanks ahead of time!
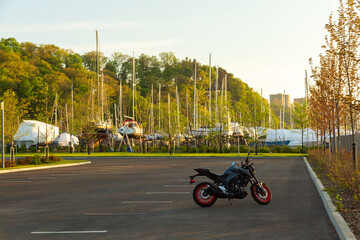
[189,151,272,207]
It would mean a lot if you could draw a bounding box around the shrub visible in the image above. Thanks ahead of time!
[229,146,238,153]
[236,145,248,153]
[18,145,27,153]
[258,147,270,153]
[17,157,33,165]
[30,155,42,165]
[198,146,206,153]
[148,146,158,153]
[5,160,16,168]
[29,146,36,152]
[309,150,360,203]
[40,156,49,164]
[189,146,198,153]
[48,155,62,162]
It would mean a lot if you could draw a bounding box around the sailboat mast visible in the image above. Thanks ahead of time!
[208,54,211,121]
[168,93,171,134]
[215,66,218,123]
[132,51,135,119]
[283,89,285,129]
[176,85,180,136]
[158,84,161,132]
[71,84,74,146]
[101,70,104,123]
[193,60,197,130]
[186,91,189,134]
[119,79,123,124]
[54,92,58,126]
[65,104,68,132]
[151,85,154,137]
[96,30,100,120]
[261,88,263,127]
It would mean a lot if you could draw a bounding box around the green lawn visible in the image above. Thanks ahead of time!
[7,152,308,158]
[0,160,89,170]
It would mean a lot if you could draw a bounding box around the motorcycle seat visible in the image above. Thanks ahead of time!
[216,173,229,183]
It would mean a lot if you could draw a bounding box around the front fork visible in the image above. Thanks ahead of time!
[249,169,266,194]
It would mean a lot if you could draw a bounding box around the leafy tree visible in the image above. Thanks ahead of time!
[293,101,308,153]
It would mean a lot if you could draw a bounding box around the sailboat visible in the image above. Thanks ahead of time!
[94,30,113,134]
[119,117,143,139]
[118,52,143,139]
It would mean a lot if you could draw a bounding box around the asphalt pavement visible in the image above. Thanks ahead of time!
[0,157,339,240]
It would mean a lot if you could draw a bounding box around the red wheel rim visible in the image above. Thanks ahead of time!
[196,184,215,204]
[254,185,271,202]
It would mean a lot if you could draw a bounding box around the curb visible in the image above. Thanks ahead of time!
[303,157,356,240]
[0,161,91,174]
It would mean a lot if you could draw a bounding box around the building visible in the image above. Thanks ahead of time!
[270,93,290,108]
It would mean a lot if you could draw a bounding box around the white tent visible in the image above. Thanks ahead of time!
[54,133,79,147]
[265,128,317,146]
[14,120,59,149]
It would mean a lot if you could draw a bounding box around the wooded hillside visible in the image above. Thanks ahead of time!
[0,37,277,141]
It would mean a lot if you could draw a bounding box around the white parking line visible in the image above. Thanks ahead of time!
[164,185,189,187]
[51,174,79,176]
[146,192,190,194]
[1,181,32,183]
[85,212,146,216]
[28,177,56,179]
[31,230,108,234]
[121,201,172,204]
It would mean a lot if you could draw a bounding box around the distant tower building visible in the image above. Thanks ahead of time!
[270,93,290,128]
[270,93,290,108]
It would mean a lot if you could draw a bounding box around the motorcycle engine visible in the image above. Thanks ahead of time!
[227,178,249,199]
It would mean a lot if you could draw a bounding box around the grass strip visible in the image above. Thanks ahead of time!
[8,152,308,158]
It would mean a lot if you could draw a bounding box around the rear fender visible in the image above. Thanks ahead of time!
[195,168,218,180]
[189,168,217,184]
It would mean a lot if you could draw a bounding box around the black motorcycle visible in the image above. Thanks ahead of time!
[189,151,272,207]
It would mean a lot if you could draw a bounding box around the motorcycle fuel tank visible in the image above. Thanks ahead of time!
[223,166,250,182]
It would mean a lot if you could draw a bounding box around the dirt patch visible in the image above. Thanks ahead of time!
[307,158,360,239]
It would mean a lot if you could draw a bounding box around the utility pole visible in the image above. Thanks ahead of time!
[1,102,4,168]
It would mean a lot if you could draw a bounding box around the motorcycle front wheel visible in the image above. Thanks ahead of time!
[193,182,217,207]
[251,183,272,205]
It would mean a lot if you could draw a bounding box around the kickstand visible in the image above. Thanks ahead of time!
[228,199,233,205]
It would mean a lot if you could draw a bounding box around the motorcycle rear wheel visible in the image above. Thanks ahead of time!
[251,183,272,205]
[193,182,217,207]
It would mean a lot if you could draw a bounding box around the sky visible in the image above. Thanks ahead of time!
[0,0,340,101]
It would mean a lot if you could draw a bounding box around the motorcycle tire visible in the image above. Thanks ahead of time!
[251,183,272,205]
[193,182,217,207]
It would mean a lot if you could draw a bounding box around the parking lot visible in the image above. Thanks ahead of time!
[0,157,338,240]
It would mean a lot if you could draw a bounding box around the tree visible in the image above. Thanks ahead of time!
[0,89,28,151]
[293,101,308,153]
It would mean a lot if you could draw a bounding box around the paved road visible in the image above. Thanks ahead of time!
[0,157,338,240]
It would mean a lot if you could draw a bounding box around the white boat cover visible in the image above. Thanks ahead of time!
[14,120,59,149]
[54,132,79,147]
[265,128,317,146]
